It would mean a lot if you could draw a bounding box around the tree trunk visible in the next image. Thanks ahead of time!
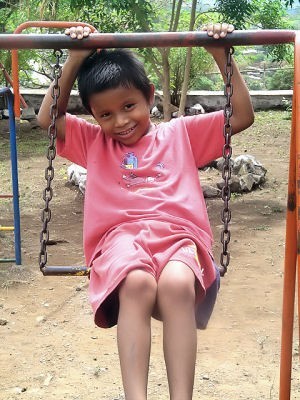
[160,48,172,121]
[178,0,197,116]
[178,47,193,116]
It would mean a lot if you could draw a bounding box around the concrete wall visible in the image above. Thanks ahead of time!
[183,90,293,112]
[21,88,293,114]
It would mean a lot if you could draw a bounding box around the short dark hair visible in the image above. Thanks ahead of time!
[77,49,152,114]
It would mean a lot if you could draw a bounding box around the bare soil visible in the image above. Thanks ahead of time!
[0,111,299,400]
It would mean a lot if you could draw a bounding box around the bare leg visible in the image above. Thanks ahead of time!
[117,269,157,400]
[157,261,197,400]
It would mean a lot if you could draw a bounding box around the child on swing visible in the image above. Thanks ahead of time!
[38,23,254,400]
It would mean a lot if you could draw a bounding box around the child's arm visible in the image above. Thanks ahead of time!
[203,23,254,134]
[37,26,93,140]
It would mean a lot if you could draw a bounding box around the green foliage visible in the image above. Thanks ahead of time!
[265,67,294,90]
[214,0,255,29]
[191,75,221,91]
[70,0,154,32]
[216,0,295,63]
[254,0,295,62]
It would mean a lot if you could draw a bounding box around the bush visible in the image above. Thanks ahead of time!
[265,68,294,90]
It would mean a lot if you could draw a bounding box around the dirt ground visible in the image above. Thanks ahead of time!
[0,111,299,400]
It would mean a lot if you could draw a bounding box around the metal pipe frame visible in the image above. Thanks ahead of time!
[280,31,300,400]
[5,26,297,116]
[0,29,296,49]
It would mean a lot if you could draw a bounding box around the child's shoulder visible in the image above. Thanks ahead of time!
[66,113,101,130]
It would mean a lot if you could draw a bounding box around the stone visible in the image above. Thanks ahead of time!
[202,185,221,198]
[151,105,163,118]
[189,103,205,115]
[20,106,36,120]
[216,154,267,193]
[36,315,47,324]
[67,164,87,194]
[43,373,53,386]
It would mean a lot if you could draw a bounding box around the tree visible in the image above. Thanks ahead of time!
[178,0,197,116]
[216,0,296,62]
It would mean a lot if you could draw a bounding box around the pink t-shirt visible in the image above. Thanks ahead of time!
[57,111,224,267]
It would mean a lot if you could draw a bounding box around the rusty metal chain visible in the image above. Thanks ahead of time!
[39,49,63,273]
[219,46,234,277]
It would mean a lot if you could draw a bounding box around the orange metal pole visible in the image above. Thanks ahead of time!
[0,62,27,108]
[279,33,300,400]
[11,21,96,117]
[280,96,297,400]
[296,33,300,361]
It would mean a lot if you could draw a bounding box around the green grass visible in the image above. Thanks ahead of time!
[0,120,48,161]
[253,224,271,231]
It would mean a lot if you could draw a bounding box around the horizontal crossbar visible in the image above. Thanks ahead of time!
[41,265,90,276]
[0,194,13,198]
[0,258,16,263]
[0,30,296,50]
[0,226,14,231]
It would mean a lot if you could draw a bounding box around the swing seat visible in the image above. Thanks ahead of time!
[41,265,90,276]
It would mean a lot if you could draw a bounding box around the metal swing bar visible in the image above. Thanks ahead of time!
[0,29,296,49]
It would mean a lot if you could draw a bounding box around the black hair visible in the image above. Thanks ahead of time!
[77,49,152,114]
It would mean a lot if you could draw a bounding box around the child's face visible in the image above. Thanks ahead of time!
[89,84,154,146]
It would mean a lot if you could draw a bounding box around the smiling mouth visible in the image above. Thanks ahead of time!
[116,126,136,137]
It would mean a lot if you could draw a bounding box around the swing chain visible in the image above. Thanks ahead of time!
[39,49,63,272]
[219,46,234,277]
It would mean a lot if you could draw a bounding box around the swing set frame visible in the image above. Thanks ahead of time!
[0,25,299,400]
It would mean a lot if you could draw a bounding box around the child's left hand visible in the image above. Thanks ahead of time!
[65,25,98,60]
[202,23,234,39]
[202,23,234,56]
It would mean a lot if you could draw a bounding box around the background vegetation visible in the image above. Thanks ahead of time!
[0,0,299,118]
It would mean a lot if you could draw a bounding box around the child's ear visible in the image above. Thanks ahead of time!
[149,83,155,107]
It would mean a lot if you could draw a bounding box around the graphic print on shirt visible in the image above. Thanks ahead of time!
[181,244,204,277]
[121,152,138,169]
[120,152,164,190]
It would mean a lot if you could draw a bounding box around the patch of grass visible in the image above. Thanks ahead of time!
[230,192,242,201]
[0,122,48,161]
[246,111,291,138]
[253,224,271,231]
[17,131,48,158]
[270,206,284,214]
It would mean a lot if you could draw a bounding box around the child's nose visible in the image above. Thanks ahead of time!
[115,113,129,127]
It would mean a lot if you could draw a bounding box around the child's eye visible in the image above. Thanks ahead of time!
[100,112,110,119]
[124,103,135,111]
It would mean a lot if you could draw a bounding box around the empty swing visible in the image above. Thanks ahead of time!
[38,45,235,278]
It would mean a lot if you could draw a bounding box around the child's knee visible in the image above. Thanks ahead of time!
[158,261,196,305]
[119,269,157,302]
